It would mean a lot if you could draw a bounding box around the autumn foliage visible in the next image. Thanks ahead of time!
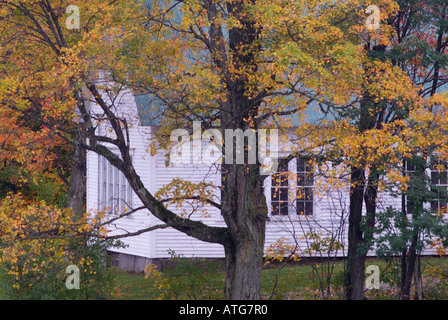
[0,194,120,299]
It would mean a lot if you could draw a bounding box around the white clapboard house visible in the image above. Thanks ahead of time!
[85,87,444,272]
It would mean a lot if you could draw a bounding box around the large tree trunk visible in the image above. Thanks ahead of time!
[344,156,380,300]
[224,231,265,300]
[219,0,266,300]
[221,161,268,300]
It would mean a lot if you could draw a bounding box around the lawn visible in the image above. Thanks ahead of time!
[109,256,448,300]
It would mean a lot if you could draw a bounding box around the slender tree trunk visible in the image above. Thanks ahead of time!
[401,156,425,300]
[401,234,418,300]
[67,123,86,216]
[345,167,366,300]
[415,255,423,300]
[344,43,386,299]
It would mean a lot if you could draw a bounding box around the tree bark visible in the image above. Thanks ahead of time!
[224,227,265,300]
[220,147,268,299]
[219,0,267,300]
[67,123,86,217]
[400,156,425,300]
[400,234,418,300]
[344,42,386,300]
[345,167,366,300]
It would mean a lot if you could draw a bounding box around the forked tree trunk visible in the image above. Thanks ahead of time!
[344,44,384,298]
[401,157,425,300]
[345,163,379,300]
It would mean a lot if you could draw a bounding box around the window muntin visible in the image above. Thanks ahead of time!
[296,158,314,216]
[99,155,133,217]
[270,158,314,216]
[430,158,448,214]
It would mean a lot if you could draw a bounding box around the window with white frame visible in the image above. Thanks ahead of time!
[99,155,133,217]
[405,160,417,215]
[270,158,314,216]
[296,158,314,216]
[430,158,448,213]
[271,160,290,216]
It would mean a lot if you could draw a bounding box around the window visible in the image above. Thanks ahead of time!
[405,160,416,215]
[296,158,314,216]
[271,161,289,216]
[270,158,314,216]
[430,158,448,213]
[99,155,133,217]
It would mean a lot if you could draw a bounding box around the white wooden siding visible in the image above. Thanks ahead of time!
[154,149,225,258]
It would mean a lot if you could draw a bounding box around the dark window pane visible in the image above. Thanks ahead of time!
[279,160,288,170]
[271,203,279,215]
[431,200,439,211]
[297,201,305,215]
[271,187,279,200]
[279,172,289,186]
[305,161,313,173]
[279,203,289,215]
[406,162,416,172]
[271,158,290,216]
[297,187,304,200]
[432,171,439,185]
[279,188,288,201]
[305,187,313,200]
[305,173,314,186]
[297,158,305,172]
[272,202,288,215]
[305,202,313,216]
[297,173,305,186]
[272,173,280,187]
[441,172,447,185]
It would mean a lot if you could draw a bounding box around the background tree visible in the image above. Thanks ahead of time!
[341,0,448,299]
[302,0,448,299]
[371,0,448,300]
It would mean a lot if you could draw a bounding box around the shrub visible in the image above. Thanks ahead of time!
[0,194,123,299]
[144,249,223,300]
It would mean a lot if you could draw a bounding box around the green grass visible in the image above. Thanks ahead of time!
[110,258,347,300]
[109,257,448,300]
